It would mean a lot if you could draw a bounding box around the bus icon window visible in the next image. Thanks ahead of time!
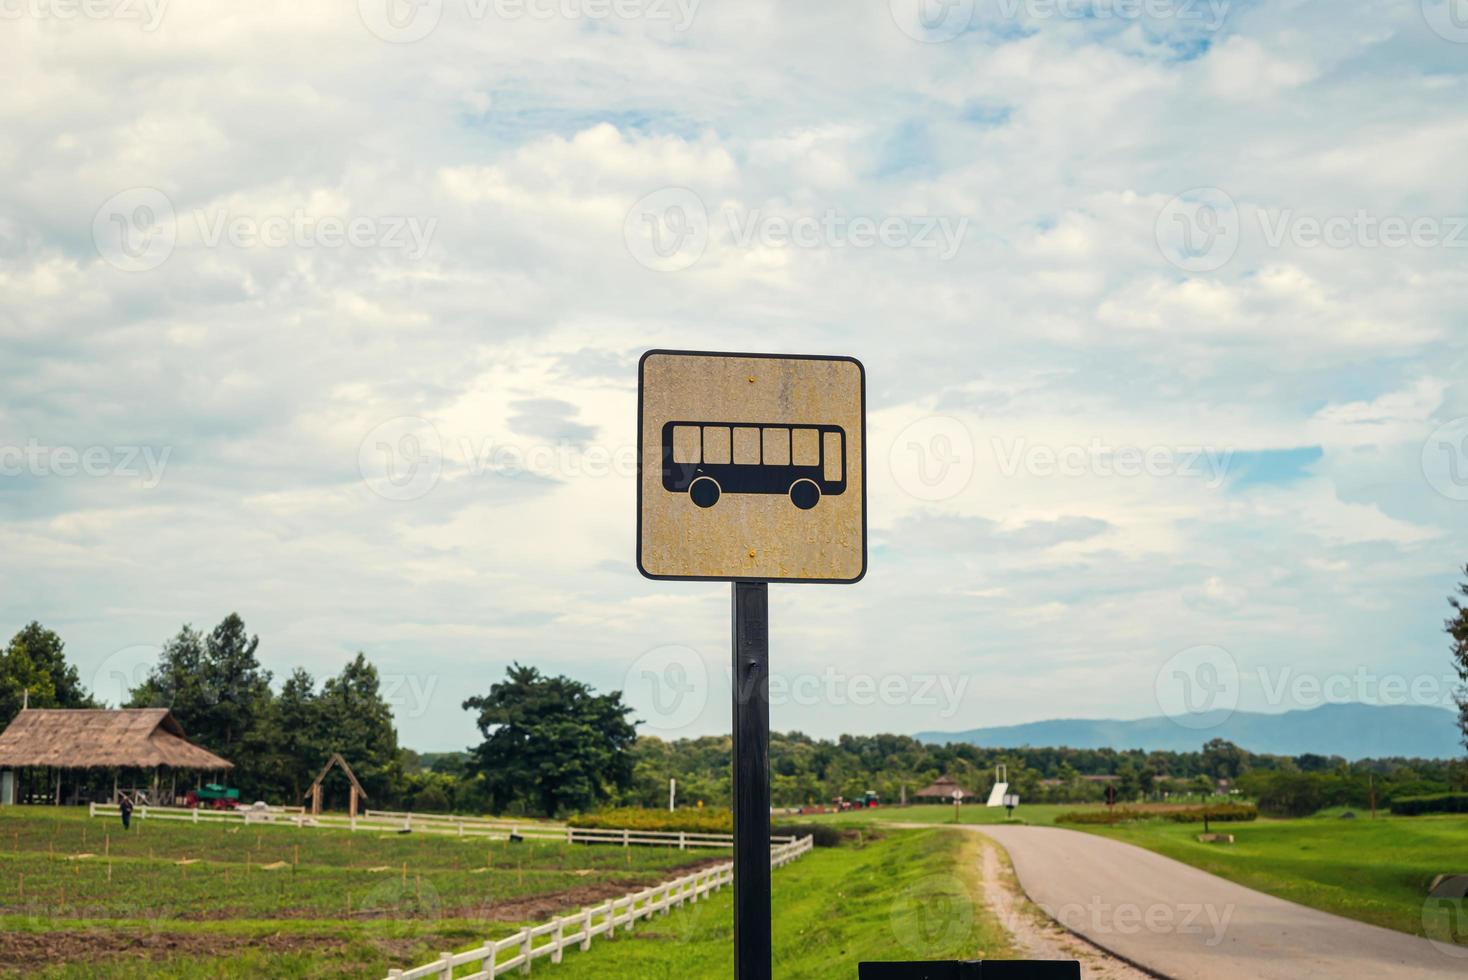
[661,421,847,510]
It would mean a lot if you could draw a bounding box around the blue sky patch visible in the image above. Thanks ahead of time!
[1226,447,1325,490]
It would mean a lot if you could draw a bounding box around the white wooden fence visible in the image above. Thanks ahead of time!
[384,835,815,980]
[88,802,790,850]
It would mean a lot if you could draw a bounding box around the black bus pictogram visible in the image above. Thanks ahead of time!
[661,421,847,510]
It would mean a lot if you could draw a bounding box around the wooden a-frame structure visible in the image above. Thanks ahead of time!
[304,752,367,817]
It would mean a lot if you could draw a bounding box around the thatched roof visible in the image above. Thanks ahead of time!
[0,709,232,770]
[915,775,966,799]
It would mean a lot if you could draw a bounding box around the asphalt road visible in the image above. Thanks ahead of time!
[981,825,1465,979]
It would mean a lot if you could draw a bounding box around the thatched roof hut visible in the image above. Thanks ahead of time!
[0,709,232,771]
[914,775,966,800]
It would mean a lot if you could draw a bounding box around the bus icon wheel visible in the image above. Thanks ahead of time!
[689,477,721,509]
[789,479,821,511]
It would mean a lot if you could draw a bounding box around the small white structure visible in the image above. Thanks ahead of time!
[986,764,1009,807]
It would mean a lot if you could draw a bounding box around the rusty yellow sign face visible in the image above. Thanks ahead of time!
[637,350,866,583]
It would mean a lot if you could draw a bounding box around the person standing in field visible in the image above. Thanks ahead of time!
[119,793,133,830]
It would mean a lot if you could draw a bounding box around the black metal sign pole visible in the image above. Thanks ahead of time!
[732,580,772,980]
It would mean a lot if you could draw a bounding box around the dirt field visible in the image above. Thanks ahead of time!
[0,806,727,978]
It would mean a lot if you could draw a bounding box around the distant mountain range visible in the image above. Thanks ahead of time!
[916,702,1464,760]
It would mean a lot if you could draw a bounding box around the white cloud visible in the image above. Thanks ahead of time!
[1,1,1464,747]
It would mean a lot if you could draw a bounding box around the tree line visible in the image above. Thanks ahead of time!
[0,616,637,814]
[592,731,1467,811]
[3,561,1464,817]
[0,615,406,807]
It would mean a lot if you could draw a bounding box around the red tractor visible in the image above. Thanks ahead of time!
[184,783,241,810]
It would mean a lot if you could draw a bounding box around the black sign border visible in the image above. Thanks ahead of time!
[637,348,868,585]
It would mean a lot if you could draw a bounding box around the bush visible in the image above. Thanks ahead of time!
[567,807,733,834]
[1056,804,1257,825]
[410,783,451,813]
[1056,808,1136,825]
[1167,804,1258,824]
[1248,772,1327,817]
[772,823,844,847]
[1389,793,1468,816]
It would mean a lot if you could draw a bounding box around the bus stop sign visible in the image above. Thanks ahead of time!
[637,349,866,583]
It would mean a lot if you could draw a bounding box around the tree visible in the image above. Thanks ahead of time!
[1448,564,1468,755]
[264,668,324,803]
[128,625,209,716]
[1202,738,1247,781]
[0,623,95,727]
[129,615,273,791]
[0,644,56,728]
[1138,765,1157,800]
[202,613,272,751]
[1117,760,1141,801]
[463,664,636,817]
[7,623,92,708]
[316,653,403,805]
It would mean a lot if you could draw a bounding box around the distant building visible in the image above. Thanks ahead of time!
[0,708,232,806]
[914,775,967,802]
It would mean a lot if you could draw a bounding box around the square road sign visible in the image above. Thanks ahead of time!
[637,349,866,583]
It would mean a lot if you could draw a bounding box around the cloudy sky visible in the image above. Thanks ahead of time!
[2,0,1466,751]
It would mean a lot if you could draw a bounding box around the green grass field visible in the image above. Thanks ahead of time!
[0,806,728,977]
[543,826,1012,979]
[811,802,1468,944]
[1094,809,1468,940]
[14,800,1459,975]
[0,808,1009,977]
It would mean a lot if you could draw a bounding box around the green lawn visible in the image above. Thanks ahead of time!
[818,803,1468,945]
[0,806,728,977]
[0,808,1014,977]
[542,827,1013,979]
[1091,810,1468,941]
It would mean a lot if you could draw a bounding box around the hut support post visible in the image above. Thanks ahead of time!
[303,753,367,816]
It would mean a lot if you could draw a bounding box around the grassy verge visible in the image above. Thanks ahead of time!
[541,828,1013,979]
[1090,810,1468,940]
[822,803,1468,944]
